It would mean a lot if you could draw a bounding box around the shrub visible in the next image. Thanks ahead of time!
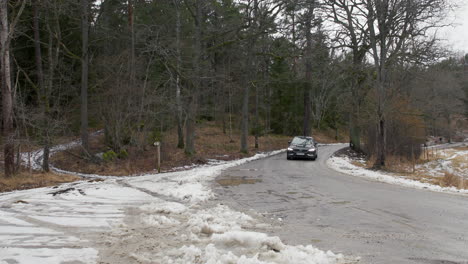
[439,172,462,188]
[102,150,118,162]
[118,149,129,159]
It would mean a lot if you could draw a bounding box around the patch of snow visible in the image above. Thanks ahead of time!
[416,148,468,179]
[327,155,468,195]
[139,201,187,214]
[0,247,98,264]
[140,214,181,227]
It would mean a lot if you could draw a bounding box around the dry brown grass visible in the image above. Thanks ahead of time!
[0,171,80,193]
[439,172,465,188]
[345,147,468,190]
[51,122,340,176]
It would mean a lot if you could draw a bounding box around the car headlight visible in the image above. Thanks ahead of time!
[287,148,293,151]
[308,148,316,152]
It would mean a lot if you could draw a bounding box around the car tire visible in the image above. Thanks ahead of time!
[311,157,317,161]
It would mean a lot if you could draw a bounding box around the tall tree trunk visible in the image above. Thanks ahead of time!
[241,0,259,153]
[33,0,50,172]
[367,1,386,168]
[349,78,361,151]
[81,0,89,153]
[303,1,314,137]
[374,66,387,168]
[185,0,202,155]
[1,0,14,177]
[175,0,184,149]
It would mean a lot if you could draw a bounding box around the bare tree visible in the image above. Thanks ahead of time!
[1,0,14,177]
[364,0,447,167]
[1,0,26,177]
[325,0,370,151]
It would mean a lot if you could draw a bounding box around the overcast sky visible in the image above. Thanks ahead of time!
[440,2,468,54]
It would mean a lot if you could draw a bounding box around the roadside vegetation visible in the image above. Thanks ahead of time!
[344,145,468,190]
[50,122,343,176]
[0,170,80,193]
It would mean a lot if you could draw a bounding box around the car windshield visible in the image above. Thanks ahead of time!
[291,137,314,147]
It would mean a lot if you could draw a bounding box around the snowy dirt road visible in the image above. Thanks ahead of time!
[0,150,355,264]
[214,145,468,264]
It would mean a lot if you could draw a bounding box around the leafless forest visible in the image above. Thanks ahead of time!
[1,0,467,177]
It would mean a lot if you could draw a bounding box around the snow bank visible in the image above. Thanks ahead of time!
[327,155,468,195]
[416,148,468,179]
[112,202,350,264]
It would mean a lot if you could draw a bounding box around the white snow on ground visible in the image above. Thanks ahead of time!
[1,143,354,264]
[416,148,468,179]
[327,153,468,196]
[0,248,98,264]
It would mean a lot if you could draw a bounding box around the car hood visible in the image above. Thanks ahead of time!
[289,145,314,150]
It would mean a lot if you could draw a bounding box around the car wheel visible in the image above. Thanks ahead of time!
[311,157,317,161]
[287,156,291,160]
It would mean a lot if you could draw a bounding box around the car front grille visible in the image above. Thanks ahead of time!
[293,149,307,153]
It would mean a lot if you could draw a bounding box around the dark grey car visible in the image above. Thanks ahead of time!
[286,136,318,160]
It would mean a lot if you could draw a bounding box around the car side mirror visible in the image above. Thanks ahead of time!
[288,141,291,144]
[314,142,318,147]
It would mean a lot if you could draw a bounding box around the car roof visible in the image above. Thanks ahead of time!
[294,136,313,140]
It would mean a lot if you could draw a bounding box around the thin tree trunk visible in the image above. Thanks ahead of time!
[303,1,314,137]
[254,82,259,149]
[33,0,49,171]
[1,0,15,177]
[81,0,89,153]
[33,0,45,100]
[128,0,136,85]
[241,0,259,153]
[240,83,249,153]
[185,0,202,155]
[175,0,184,148]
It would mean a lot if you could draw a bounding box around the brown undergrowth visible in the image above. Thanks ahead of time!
[51,122,340,176]
[0,170,80,193]
[341,147,468,190]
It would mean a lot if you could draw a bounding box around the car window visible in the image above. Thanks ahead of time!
[291,137,313,146]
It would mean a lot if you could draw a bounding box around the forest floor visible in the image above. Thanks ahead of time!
[51,122,342,177]
[1,122,342,192]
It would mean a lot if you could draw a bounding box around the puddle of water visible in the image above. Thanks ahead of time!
[330,201,350,205]
[409,258,467,264]
[217,177,262,186]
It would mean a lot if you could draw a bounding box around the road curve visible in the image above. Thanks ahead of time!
[213,145,468,264]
